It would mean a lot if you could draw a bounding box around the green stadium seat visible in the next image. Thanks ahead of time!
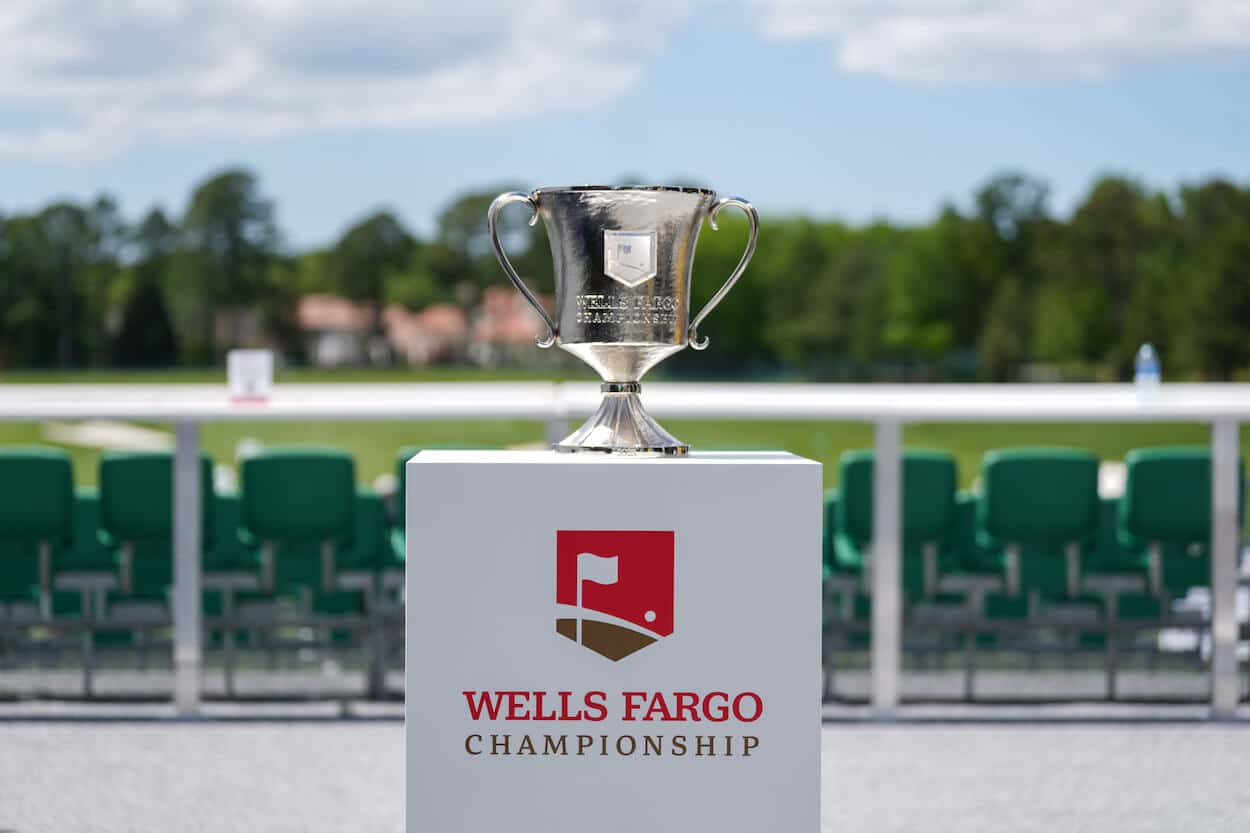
[199,489,271,686]
[209,491,250,568]
[938,490,1004,614]
[204,489,262,584]
[336,488,390,601]
[833,449,959,599]
[99,451,214,600]
[978,448,1105,635]
[1120,447,1222,546]
[821,489,857,625]
[978,448,1100,599]
[1118,446,1245,600]
[1082,497,1150,620]
[238,454,390,694]
[849,592,873,648]
[53,487,121,624]
[0,447,75,620]
[822,488,837,581]
[240,447,358,610]
[60,488,114,572]
[822,489,856,581]
[1088,497,1145,574]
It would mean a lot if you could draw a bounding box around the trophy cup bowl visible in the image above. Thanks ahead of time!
[489,185,759,455]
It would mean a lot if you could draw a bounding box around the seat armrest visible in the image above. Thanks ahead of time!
[1083,573,1145,596]
[1003,543,1021,596]
[203,571,260,592]
[54,571,118,592]
[1064,541,1081,598]
[922,541,939,597]
[321,539,336,593]
[938,572,1003,616]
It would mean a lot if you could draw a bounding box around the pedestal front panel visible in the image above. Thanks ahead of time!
[406,450,821,833]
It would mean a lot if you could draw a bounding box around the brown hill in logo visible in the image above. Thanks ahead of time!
[556,530,674,661]
[556,617,657,661]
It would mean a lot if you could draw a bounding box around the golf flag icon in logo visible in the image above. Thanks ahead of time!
[556,531,674,661]
[577,551,619,584]
[575,551,619,648]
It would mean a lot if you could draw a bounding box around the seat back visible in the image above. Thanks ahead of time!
[979,448,1099,548]
[99,451,214,544]
[241,448,355,544]
[1119,446,1244,548]
[0,447,74,545]
[836,449,958,547]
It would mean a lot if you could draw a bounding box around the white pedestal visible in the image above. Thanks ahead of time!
[406,450,822,833]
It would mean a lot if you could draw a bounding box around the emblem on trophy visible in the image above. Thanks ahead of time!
[488,185,759,455]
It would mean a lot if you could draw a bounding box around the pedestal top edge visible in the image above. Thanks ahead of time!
[407,449,817,466]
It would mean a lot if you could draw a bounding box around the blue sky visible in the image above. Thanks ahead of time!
[1,1,1248,248]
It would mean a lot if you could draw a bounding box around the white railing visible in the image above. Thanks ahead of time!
[1,380,1246,717]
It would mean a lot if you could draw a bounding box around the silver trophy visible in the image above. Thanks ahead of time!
[489,185,759,455]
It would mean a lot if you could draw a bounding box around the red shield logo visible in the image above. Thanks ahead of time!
[555,530,674,661]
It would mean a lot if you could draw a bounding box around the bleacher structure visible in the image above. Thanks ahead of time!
[822,445,1245,702]
[0,442,1243,703]
[0,445,410,699]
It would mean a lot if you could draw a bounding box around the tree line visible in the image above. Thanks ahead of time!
[1,168,1247,380]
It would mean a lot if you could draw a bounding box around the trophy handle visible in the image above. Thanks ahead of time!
[688,196,759,350]
[488,191,558,348]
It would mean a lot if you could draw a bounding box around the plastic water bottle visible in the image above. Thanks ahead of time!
[1134,343,1160,401]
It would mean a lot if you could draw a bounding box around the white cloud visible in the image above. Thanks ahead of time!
[754,0,1250,83]
[0,0,692,161]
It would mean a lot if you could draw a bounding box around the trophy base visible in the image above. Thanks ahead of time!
[555,383,688,456]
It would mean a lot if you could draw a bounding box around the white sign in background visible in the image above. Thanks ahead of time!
[226,348,273,401]
[407,450,821,833]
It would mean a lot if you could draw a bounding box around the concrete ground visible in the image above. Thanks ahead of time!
[1,705,1248,833]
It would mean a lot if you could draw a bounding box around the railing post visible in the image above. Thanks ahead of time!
[1210,419,1240,718]
[544,418,570,446]
[545,382,571,446]
[871,418,903,717]
[173,421,202,716]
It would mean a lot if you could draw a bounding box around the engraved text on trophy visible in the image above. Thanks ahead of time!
[575,294,678,327]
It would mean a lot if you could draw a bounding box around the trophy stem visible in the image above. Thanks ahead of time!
[555,382,689,456]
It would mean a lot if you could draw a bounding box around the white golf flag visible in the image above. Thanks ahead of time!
[577,552,619,587]
[574,553,618,644]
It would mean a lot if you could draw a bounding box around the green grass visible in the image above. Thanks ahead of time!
[1,414,1240,491]
[673,419,1240,489]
